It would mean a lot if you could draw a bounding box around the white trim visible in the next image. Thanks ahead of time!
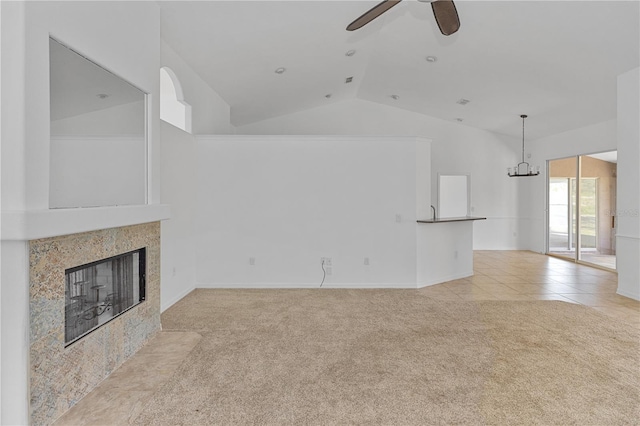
[145,92,151,205]
[196,282,418,289]
[616,288,640,301]
[161,286,195,312]
[50,135,145,141]
[417,270,474,288]
[616,234,640,240]
[196,135,432,144]
[1,204,171,241]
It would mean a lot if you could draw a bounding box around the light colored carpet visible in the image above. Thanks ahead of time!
[134,289,640,425]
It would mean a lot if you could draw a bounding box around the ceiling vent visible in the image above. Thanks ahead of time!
[456,98,470,105]
[345,76,354,83]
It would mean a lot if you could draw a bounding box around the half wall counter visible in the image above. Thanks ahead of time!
[416,216,486,287]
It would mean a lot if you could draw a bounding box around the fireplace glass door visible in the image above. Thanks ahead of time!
[65,248,146,345]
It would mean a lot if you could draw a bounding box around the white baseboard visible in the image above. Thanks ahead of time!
[617,288,640,301]
[196,282,417,289]
[417,270,474,288]
[161,286,196,312]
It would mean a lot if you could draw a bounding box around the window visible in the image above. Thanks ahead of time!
[160,67,192,133]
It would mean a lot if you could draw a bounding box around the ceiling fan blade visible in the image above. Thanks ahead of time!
[431,0,460,36]
[346,0,403,31]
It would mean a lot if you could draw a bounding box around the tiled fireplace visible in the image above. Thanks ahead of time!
[29,222,161,425]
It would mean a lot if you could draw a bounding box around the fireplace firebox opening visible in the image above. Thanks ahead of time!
[64,248,146,346]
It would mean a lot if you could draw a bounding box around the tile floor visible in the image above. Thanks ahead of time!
[419,250,639,328]
[53,250,640,425]
[547,249,617,270]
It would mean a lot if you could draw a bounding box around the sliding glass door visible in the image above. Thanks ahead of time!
[578,177,598,260]
[547,152,617,270]
[548,158,577,258]
[549,177,575,256]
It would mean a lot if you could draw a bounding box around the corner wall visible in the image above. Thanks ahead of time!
[160,121,197,310]
[616,67,640,300]
[159,40,233,311]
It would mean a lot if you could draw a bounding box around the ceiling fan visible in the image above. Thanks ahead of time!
[346,0,460,36]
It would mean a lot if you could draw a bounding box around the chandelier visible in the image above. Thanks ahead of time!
[508,114,540,177]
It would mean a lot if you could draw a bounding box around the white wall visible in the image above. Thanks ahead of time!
[237,98,526,250]
[1,2,161,423]
[616,67,640,300]
[160,122,197,310]
[1,1,27,213]
[8,1,161,211]
[159,40,233,311]
[0,3,3,417]
[417,221,474,285]
[51,100,146,136]
[525,119,617,253]
[49,136,146,208]
[195,135,422,288]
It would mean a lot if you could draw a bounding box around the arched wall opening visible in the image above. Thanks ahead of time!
[160,67,192,133]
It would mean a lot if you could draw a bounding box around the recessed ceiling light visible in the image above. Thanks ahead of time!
[345,76,354,83]
[275,67,286,74]
[426,56,438,63]
[456,98,470,105]
[345,49,356,57]
[391,94,400,100]
[96,93,109,99]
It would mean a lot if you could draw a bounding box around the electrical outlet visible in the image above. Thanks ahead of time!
[395,214,402,223]
[325,267,332,275]
[454,250,458,259]
[172,267,176,277]
[249,257,255,266]
[364,257,370,266]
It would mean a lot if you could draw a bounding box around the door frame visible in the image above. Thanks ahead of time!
[545,152,616,272]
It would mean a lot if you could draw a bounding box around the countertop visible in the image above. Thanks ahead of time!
[417,216,487,224]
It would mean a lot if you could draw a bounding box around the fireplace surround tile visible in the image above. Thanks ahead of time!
[29,222,161,425]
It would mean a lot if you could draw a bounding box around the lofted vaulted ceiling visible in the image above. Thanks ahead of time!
[160,1,639,140]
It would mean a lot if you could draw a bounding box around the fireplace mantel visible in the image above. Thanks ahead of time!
[1,204,170,241]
